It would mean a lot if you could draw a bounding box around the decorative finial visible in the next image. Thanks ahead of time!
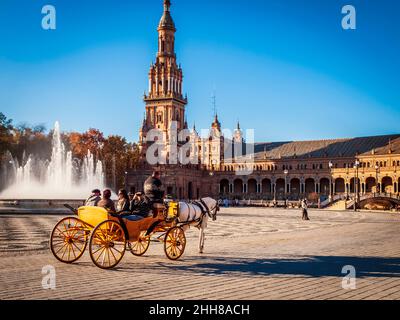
[164,0,171,12]
[211,91,217,117]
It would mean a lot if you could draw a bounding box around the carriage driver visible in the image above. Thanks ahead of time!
[144,171,165,205]
[122,172,164,221]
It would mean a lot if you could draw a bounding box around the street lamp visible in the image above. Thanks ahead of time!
[329,161,334,199]
[284,169,289,201]
[353,160,360,212]
[375,164,380,194]
[124,171,128,191]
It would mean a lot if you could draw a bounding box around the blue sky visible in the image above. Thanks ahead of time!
[0,0,399,143]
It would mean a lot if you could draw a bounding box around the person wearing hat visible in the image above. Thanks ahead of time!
[84,189,101,207]
[97,189,116,213]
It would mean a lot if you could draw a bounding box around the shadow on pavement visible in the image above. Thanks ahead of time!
[153,255,400,278]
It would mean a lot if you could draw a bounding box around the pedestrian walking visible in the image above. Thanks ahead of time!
[301,199,310,221]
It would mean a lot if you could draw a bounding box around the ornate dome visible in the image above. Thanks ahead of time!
[158,0,176,31]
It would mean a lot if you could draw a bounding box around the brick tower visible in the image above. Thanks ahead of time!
[140,0,188,160]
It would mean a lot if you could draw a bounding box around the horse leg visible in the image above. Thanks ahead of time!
[199,227,205,254]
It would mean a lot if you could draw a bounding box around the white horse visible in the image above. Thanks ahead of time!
[176,197,219,254]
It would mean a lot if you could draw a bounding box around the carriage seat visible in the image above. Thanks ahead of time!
[123,215,144,222]
[116,211,145,222]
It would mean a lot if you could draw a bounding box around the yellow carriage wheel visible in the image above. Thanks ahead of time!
[89,220,126,270]
[50,217,88,264]
[164,227,186,261]
[130,231,151,257]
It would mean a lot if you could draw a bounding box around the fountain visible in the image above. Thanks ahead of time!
[0,122,107,213]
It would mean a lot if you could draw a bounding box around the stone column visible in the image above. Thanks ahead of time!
[156,75,159,94]
[273,183,277,199]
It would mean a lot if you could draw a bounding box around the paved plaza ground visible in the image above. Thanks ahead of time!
[0,208,399,300]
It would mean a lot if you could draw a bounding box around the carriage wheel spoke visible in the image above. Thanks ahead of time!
[71,240,83,252]
[106,248,111,267]
[70,244,77,259]
[55,242,68,255]
[109,246,118,261]
[52,239,65,245]
[100,247,107,265]
[61,244,68,260]
[91,244,104,255]
[94,247,106,262]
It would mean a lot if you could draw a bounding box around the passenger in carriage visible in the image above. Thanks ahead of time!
[97,189,116,213]
[130,192,151,217]
[116,189,130,213]
[118,192,151,221]
[84,189,101,207]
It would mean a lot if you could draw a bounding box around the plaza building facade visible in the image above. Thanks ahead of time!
[219,136,400,203]
[127,1,400,206]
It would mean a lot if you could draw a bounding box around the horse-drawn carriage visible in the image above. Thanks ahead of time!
[50,198,218,270]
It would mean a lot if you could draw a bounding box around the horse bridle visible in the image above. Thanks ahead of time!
[199,199,219,221]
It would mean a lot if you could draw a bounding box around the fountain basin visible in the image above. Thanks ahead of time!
[0,199,86,215]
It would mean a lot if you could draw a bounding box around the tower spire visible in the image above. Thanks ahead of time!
[158,0,175,31]
[212,91,217,117]
[164,0,171,12]
[142,0,186,145]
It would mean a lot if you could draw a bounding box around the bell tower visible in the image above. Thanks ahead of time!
[140,0,187,150]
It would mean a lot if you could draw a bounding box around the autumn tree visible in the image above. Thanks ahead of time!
[7,122,50,164]
[68,129,105,161]
[102,135,140,191]
[0,112,14,159]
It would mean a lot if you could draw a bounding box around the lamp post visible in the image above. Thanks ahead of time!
[124,171,128,192]
[284,169,289,201]
[209,171,215,198]
[375,164,380,194]
[329,161,334,199]
[354,160,360,212]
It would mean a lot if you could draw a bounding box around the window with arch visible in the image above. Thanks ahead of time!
[156,112,163,123]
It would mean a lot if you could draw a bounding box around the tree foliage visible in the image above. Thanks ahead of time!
[0,112,14,159]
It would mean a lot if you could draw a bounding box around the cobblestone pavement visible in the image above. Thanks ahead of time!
[0,208,399,300]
